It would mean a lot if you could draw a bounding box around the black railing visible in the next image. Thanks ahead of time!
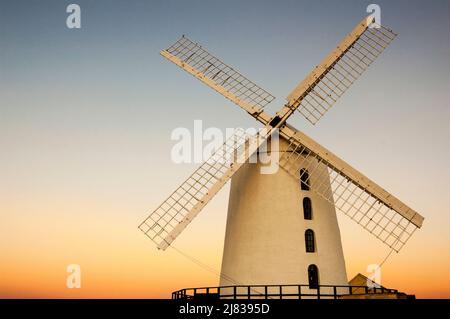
[172,284,398,300]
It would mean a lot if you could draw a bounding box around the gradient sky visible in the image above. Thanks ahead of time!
[1,0,449,298]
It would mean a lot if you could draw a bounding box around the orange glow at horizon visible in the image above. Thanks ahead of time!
[1,188,450,299]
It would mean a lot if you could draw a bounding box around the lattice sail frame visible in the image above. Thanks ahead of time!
[287,19,397,125]
[279,138,417,252]
[163,36,275,112]
[139,128,259,250]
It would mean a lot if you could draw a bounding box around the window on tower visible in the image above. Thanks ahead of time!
[305,229,315,252]
[300,168,310,191]
[308,264,319,289]
[303,197,312,220]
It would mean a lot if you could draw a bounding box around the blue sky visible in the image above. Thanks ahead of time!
[2,0,448,207]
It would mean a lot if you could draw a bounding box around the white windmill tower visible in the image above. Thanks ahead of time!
[139,16,424,298]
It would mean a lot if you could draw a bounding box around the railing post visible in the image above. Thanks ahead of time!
[317,286,320,299]
[280,286,282,299]
[233,286,236,299]
[265,286,268,299]
[365,286,368,294]
[333,286,337,299]
[298,285,301,299]
[248,286,251,299]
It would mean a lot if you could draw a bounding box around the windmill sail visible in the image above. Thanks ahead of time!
[160,36,275,124]
[139,128,272,250]
[278,125,424,252]
[286,16,397,125]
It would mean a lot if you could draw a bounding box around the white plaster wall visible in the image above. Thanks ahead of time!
[219,138,348,291]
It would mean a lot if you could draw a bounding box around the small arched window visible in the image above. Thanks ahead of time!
[308,264,319,289]
[300,168,310,191]
[305,229,315,253]
[303,197,312,220]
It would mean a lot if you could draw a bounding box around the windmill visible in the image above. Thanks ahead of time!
[139,16,424,296]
